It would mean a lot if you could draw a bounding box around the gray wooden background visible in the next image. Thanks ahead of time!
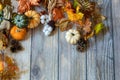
[10,0,120,80]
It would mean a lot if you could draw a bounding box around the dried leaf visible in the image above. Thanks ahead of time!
[73,0,80,8]
[84,31,94,40]
[2,0,12,6]
[56,0,66,7]
[64,2,84,21]
[83,18,92,34]
[18,0,31,13]
[40,0,48,7]
[56,18,71,31]
[0,54,20,80]
[29,0,41,6]
[52,7,64,21]
[94,23,104,34]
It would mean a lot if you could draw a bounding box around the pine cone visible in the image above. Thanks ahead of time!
[76,38,88,52]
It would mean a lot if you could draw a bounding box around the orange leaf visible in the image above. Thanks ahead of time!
[18,0,31,13]
[52,8,64,21]
[29,0,41,6]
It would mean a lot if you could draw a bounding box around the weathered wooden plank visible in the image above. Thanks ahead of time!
[112,0,120,80]
[6,0,31,80]
[6,31,31,80]
[87,0,114,80]
[59,31,87,80]
[30,26,58,80]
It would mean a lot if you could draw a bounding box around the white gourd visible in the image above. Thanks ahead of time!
[65,29,80,44]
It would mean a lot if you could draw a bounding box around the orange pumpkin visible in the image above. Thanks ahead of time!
[25,10,40,28]
[10,26,27,41]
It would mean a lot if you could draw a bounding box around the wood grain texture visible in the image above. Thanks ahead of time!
[9,0,120,80]
[30,26,58,80]
[112,0,120,80]
[87,0,114,80]
[59,31,87,80]
[9,0,31,80]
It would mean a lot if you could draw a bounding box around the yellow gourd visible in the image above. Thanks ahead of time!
[25,10,40,28]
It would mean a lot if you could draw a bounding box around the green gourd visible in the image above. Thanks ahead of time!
[12,14,29,28]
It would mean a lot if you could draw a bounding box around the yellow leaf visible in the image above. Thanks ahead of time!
[67,10,84,21]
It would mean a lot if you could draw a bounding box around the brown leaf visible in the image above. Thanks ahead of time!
[56,19,72,32]
[52,7,64,21]
[84,31,94,40]
[18,0,31,13]
[82,18,92,35]
[56,0,66,7]
[29,0,41,6]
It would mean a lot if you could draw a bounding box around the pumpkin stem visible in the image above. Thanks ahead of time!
[16,29,21,32]
[71,33,75,36]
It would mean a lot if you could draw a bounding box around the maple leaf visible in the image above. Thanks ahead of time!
[52,8,64,21]
[18,0,31,13]
[83,18,92,34]
[64,2,84,21]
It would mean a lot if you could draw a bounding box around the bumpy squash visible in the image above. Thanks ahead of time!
[25,10,40,28]
[65,29,81,44]
[13,14,29,28]
[10,26,27,41]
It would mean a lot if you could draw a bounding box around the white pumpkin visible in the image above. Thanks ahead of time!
[65,29,80,44]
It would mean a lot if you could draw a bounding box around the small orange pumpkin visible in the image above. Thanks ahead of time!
[10,26,27,41]
[25,10,40,28]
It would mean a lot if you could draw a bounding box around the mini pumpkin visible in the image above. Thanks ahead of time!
[65,29,80,44]
[13,14,29,28]
[25,10,40,28]
[10,26,27,41]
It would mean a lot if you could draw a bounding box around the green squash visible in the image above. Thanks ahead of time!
[13,14,29,28]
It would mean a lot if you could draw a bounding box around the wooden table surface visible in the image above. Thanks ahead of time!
[9,0,120,80]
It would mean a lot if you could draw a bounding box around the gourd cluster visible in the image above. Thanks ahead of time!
[0,0,106,52]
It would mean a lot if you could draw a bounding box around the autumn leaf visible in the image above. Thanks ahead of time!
[84,31,94,40]
[73,0,80,8]
[29,0,41,6]
[18,0,31,13]
[56,18,71,32]
[94,23,104,34]
[56,0,66,7]
[64,2,84,21]
[52,8,64,21]
[83,18,92,34]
